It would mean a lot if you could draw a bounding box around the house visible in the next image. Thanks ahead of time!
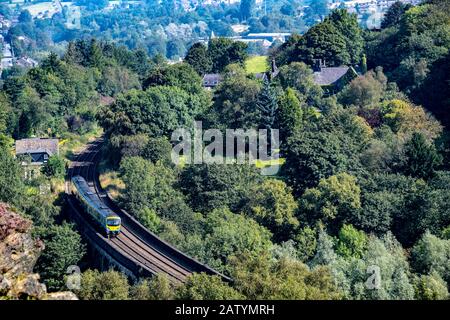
[15,138,60,179]
[15,138,59,165]
[15,56,39,68]
[202,73,223,89]
[312,60,358,94]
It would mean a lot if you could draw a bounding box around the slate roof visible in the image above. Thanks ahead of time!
[202,74,223,87]
[313,67,351,86]
[15,138,59,157]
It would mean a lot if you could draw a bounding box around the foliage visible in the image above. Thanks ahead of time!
[243,179,299,242]
[98,86,207,137]
[76,269,130,300]
[403,132,442,179]
[176,273,243,300]
[42,155,66,178]
[200,207,273,274]
[230,253,342,300]
[300,173,361,233]
[34,223,86,291]
[179,163,263,214]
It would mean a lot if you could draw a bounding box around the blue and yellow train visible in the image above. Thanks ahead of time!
[71,175,121,237]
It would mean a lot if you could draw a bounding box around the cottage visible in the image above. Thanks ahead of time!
[202,73,223,89]
[15,138,59,165]
[312,60,358,94]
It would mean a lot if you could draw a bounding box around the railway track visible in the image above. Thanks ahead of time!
[66,138,228,283]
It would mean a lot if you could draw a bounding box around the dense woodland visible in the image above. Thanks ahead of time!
[1,0,450,300]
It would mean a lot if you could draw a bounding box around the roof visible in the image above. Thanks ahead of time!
[15,138,59,157]
[313,67,351,86]
[202,74,223,87]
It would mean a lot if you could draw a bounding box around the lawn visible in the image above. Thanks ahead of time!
[245,56,269,74]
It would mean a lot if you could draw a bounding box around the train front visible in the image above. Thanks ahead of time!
[106,216,121,236]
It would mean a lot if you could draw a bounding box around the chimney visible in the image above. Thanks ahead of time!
[271,59,278,74]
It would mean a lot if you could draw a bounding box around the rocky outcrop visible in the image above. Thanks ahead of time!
[0,203,77,300]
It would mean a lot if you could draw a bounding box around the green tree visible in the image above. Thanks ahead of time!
[201,207,273,273]
[256,78,278,129]
[76,269,130,300]
[207,64,261,129]
[281,110,365,195]
[176,273,243,300]
[208,38,248,73]
[231,252,342,300]
[411,232,450,285]
[277,88,304,141]
[381,1,411,29]
[42,155,66,178]
[179,163,263,213]
[143,63,204,95]
[130,274,175,300]
[277,62,323,106]
[413,272,449,300]
[403,132,442,179]
[98,86,207,136]
[141,136,173,167]
[35,223,86,291]
[335,224,368,259]
[0,145,24,206]
[300,173,362,233]
[185,43,212,75]
[243,179,299,242]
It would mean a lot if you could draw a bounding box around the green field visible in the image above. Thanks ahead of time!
[245,56,268,74]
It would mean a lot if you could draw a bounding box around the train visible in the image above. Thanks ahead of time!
[71,175,121,237]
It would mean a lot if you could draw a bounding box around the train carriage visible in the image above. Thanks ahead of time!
[71,175,121,237]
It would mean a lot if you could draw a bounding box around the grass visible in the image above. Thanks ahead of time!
[98,160,125,200]
[245,56,269,74]
[60,126,103,161]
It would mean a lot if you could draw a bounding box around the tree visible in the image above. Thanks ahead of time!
[413,272,449,300]
[335,224,368,259]
[339,68,387,107]
[326,9,364,66]
[298,22,350,66]
[240,0,255,22]
[201,207,273,273]
[411,232,450,285]
[176,273,243,300]
[381,99,443,141]
[185,43,212,75]
[243,179,299,242]
[300,173,362,233]
[207,64,261,129]
[98,86,207,137]
[277,88,304,141]
[0,145,24,206]
[230,252,342,300]
[143,63,204,95]
[256,78,278,129]
[277,62,323,106]
[141,136,173,167]
[35,223,86,291]
[403,132,442,179]
[42,155,66,178]
[76,269,130,300]
[282,123,364,196]
[18,10,32,24]
[381,1,411,29]
[179,163,263,214]
[208,38,248,73]
[130,274,175,300]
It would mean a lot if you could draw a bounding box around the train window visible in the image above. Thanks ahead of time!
[107,219,120,226]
